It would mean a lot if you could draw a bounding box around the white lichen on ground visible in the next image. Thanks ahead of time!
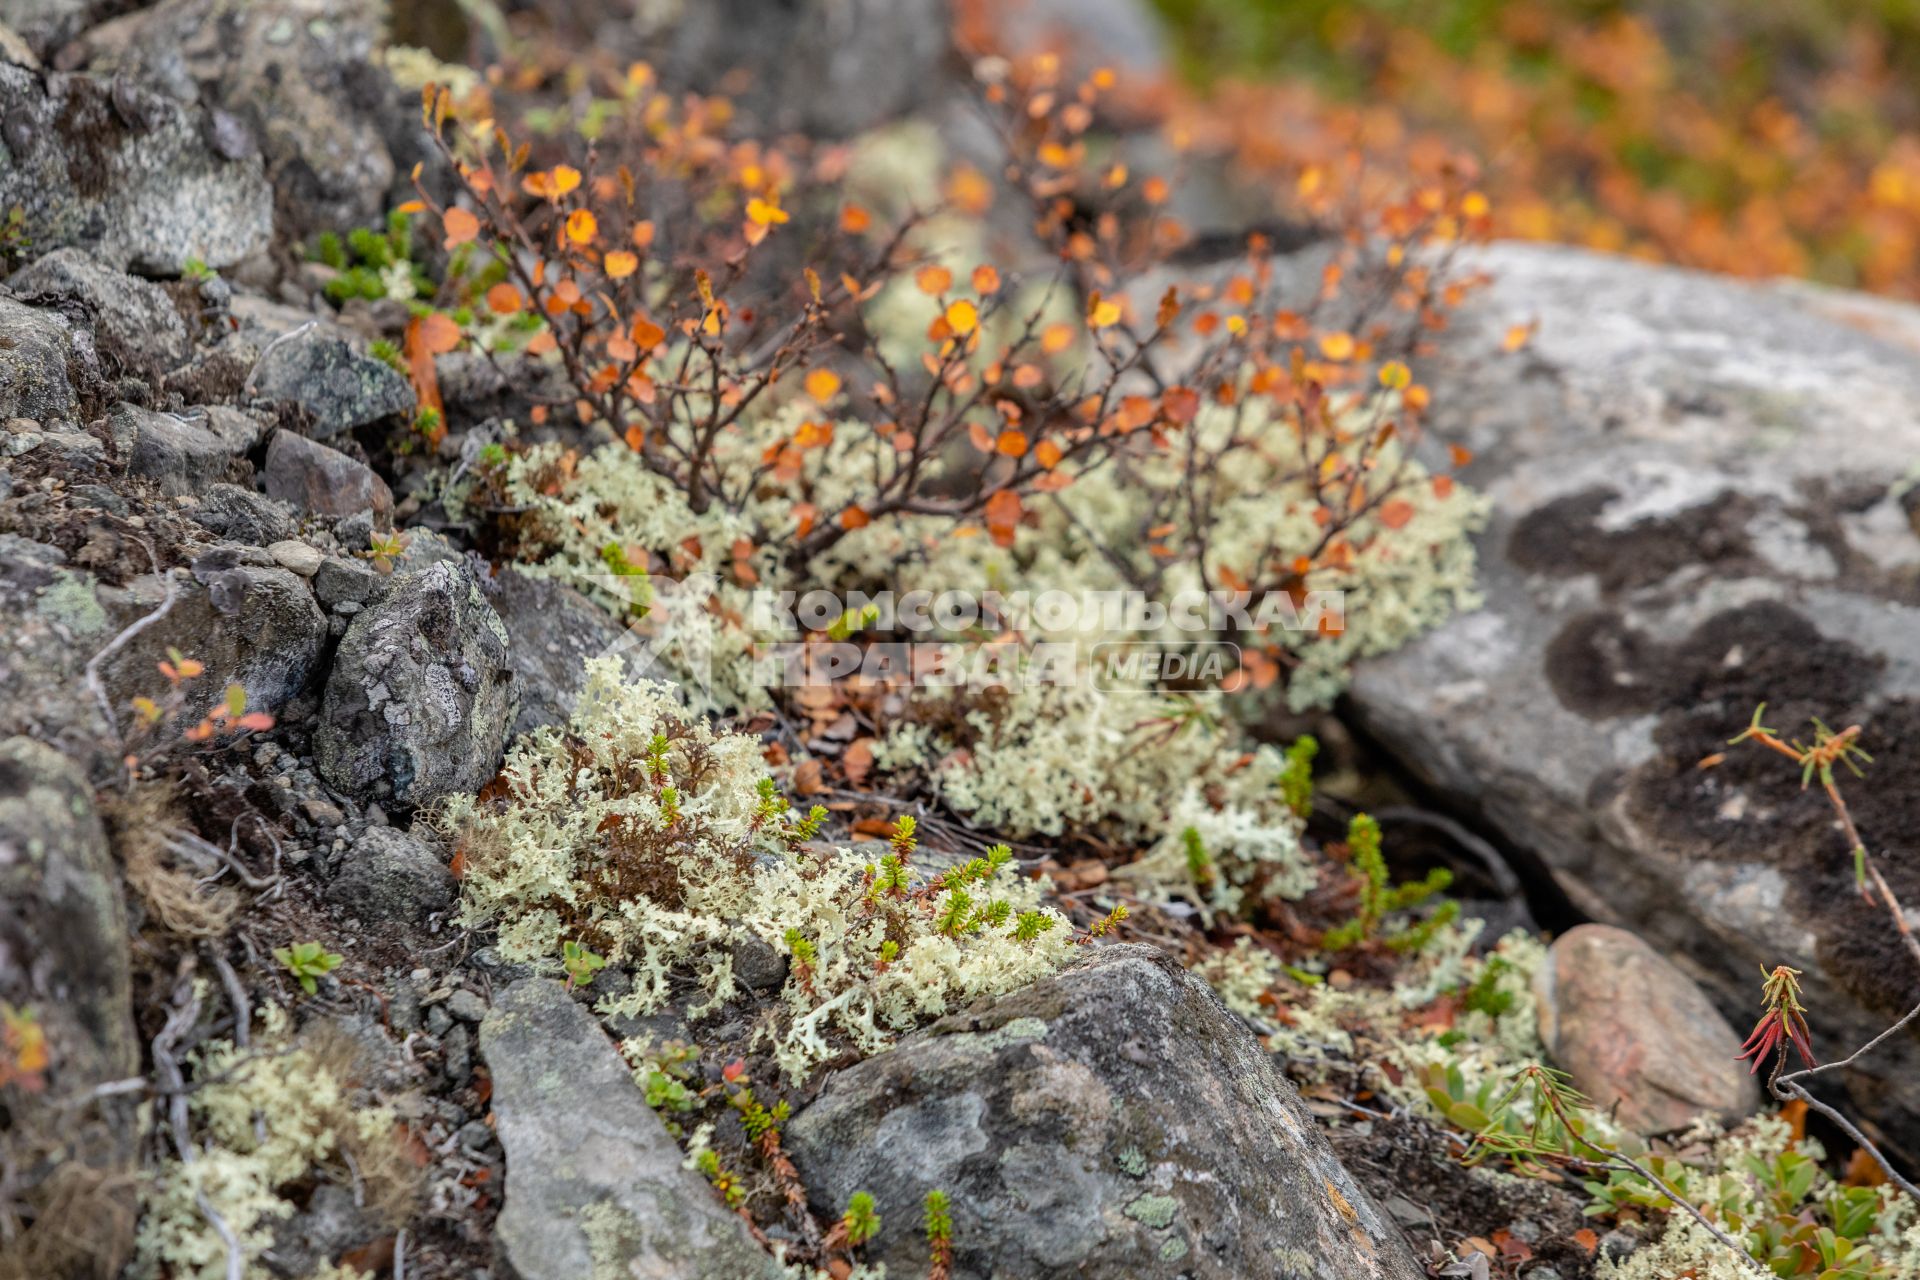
[134,1008,404,1280]
[439,659,1077,1081]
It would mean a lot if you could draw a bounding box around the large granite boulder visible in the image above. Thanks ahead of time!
[479,979,783,1280]
[787,944,1423,1279]
[1347,243,1920,1151]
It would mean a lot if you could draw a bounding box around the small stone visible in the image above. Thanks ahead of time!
[446,989,488,1024]
[262,430,393,519]
[312,555,384,608]
[7,247,192,376]
[123,403,235,496]
[188,483,297,545]
[1534,924,1758,1135]
[324,826,456,924]
[299,796,344,827]
[268,540,324,576]
[729,932,788,992]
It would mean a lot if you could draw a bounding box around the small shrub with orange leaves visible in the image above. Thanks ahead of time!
[415,53,1489,719]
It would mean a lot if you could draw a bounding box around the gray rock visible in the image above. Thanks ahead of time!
[480,979,781,1280]
[445,988,486,1023]
[187,483,296,545]
[0,737,141,1252]
[121,403,234,495]
[729,931,788,992]
[314,559,515,808]
[0,62,272,272]
[0,0,129,59]
[262,429,393,518]
[0,536,114,759]
[656,0,947,138]
[7,246,191,376]
[1345,243,1920,1151]
[70,0,407,242]
[787,945,1422,1280]
[312,554,386,609]
[487,568,630,742]
[1534,924,1757,1134]
[325,826,455,924]
[0,295,80,422]
[99,560,327,742]
[250,329,413,438]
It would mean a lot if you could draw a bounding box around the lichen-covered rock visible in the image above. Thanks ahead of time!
[1345,243,1920,1152]
[315,559,515,809]
[325,825,456,924]
[479,979,783,1280]
[0,736,142,1270]
[787,944,1423,1280]
[1534,924,1757,1135]
[0,62,271,271]
[249,329,413,438]
[62,0,408,240]
[261,429,393,518]
[0,295,81,422]
[7,246,190,377]
[486,567,631,742]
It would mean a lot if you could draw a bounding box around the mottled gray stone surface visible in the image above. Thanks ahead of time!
[480,979,781,1280]
[250,329,414,439]
[314,559,514,808]
[788,945,1422,1280]
[1346,243,1920,1151]
[7,247,191,377]
[0,61,271,271]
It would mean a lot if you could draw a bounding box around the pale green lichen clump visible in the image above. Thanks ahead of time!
[135,1009,404,1280]
[439,658,1077,1081]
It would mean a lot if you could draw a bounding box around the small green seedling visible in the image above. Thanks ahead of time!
[275,941,343,995]
[562,939,606,990]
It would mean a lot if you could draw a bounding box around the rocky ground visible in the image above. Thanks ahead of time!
[3,3,1919,1280]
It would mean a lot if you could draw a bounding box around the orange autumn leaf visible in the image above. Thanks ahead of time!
[971,264,1001,294]
[840,204,871,234]
[485,282,523,314]
[1041,322,1075,354]
[839,505,871,530]
[631,316,666,350]
[915,264,953,295]
[1034,439,1063,469]
[1378,498,1416,529]
[945,298,979,335]
[604,250,639,279]
[565,209,598,244]
[805,368,842,402]
[1318,332,1356,360]
[441,206,479,249]
[417,311,461,355]
[995,429,1028,457]
[403,314,445,439]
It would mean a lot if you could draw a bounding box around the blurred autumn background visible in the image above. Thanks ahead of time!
[1146,0,1920,294]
